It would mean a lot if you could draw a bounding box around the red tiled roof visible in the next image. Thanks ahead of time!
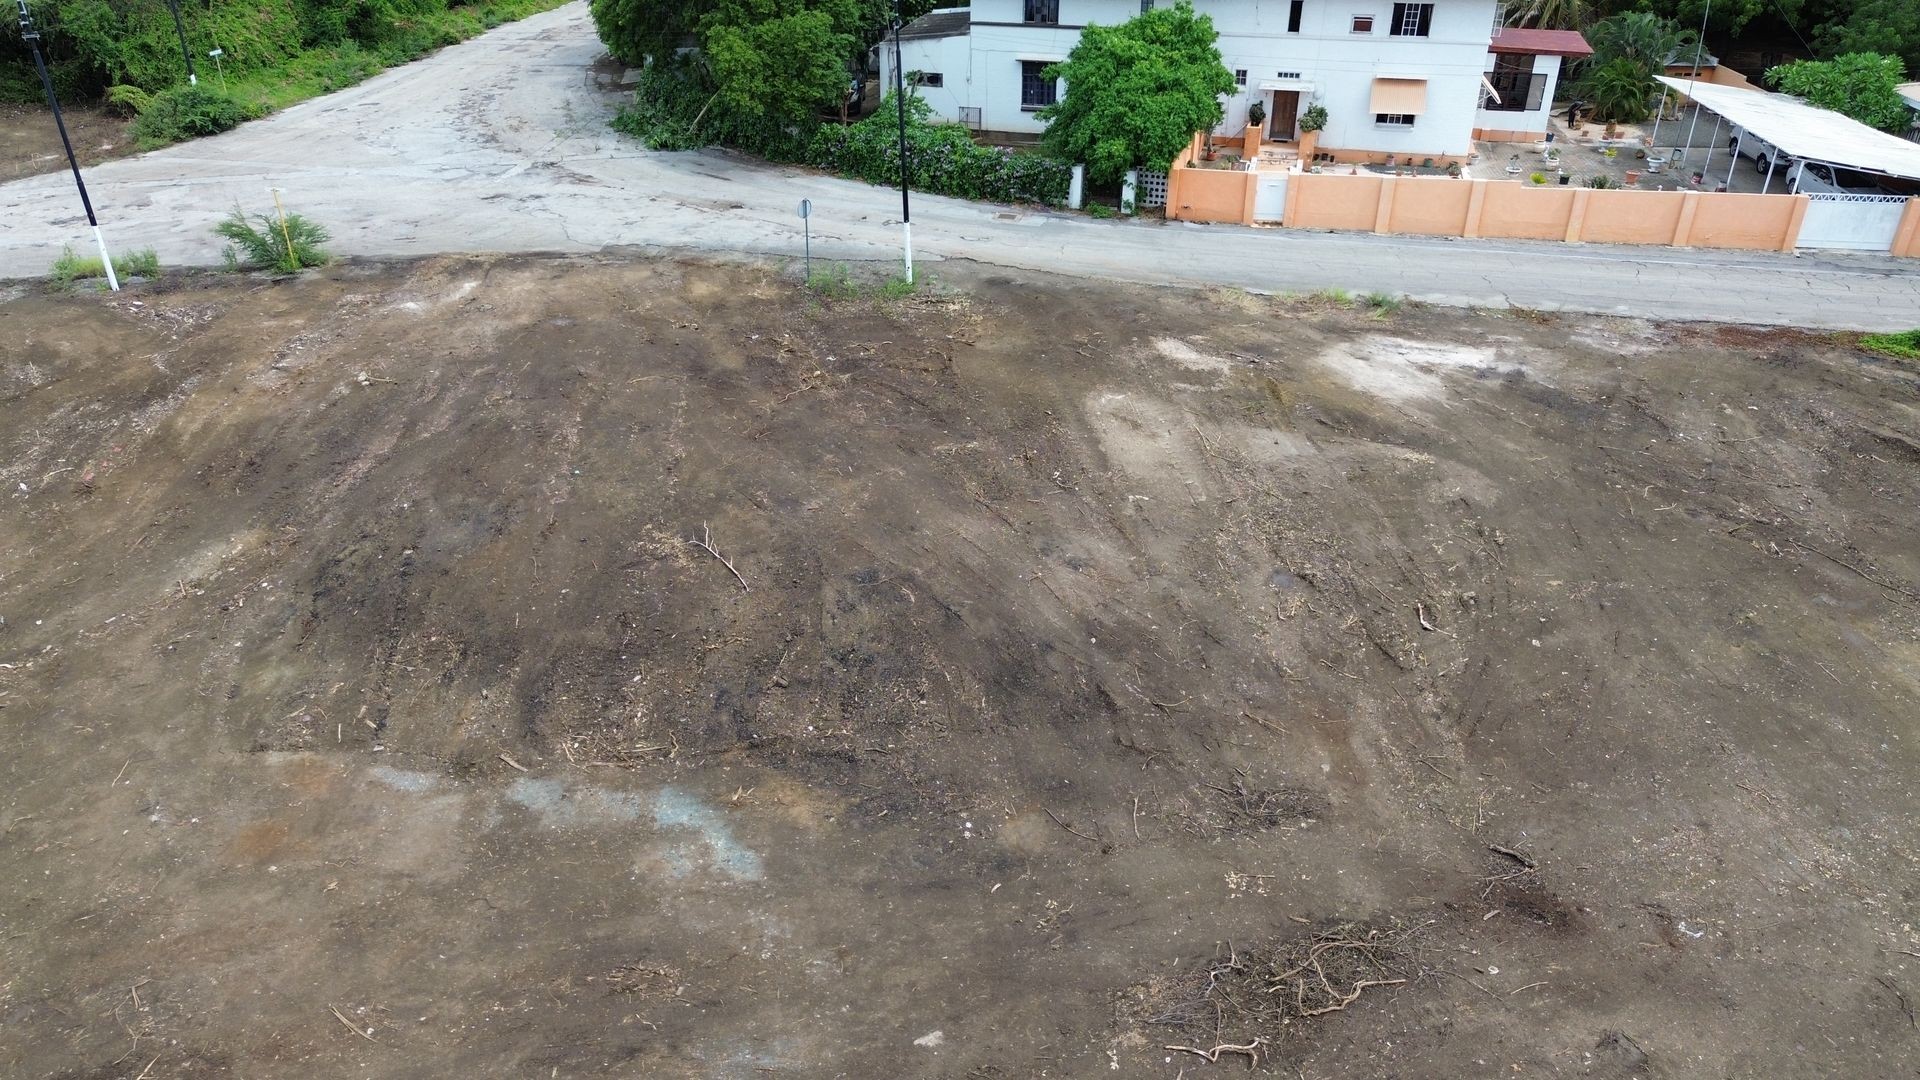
[1490,28,1594,58]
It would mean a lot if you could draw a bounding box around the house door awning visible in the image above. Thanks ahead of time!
[1369,78,1428,115]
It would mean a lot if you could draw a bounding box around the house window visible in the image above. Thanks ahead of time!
[1140,0,1154,11]
[1275,70,1302,79]
[1350,14,1374,32]
[1375,113,1415,126]
[1287,0,1304,32]
[1484,55,1545,112]
[1024,0,1058,24]
[911,72,944,88]
[1234,68,1248,87]
[1020,60,1057,110]
[1389,2,1433,37]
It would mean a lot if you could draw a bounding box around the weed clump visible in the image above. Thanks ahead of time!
[215,206,331,273]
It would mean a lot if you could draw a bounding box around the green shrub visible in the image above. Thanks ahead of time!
[1585,174,1618,189]
[1087,202,1116,219]
[1361,290,1402,315]
[215,206,332,272]
[104,84,154,117]
[1860,330,1920,361]
[809,92,1071,206]
[130,85,263,148]
[50,245,161,285]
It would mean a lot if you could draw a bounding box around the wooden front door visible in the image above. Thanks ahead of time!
[1268,90,1300,141]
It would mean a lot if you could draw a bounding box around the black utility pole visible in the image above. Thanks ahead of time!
[891,4,912,283]
[15,0,119,289]
[164,0,197,85]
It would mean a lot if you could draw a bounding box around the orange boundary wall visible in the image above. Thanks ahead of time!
[1165,165,1917,256]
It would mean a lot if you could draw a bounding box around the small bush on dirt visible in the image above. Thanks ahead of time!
[1362,290,1402,315]
[215,206,332,272]
[1312,287,1352,306]
[50,245,161,285]
[1086,201,1116,219]
[806,263,861,299]
[1860,330,1920,361]
[104,84,154,117]
[875,277,917,300]
[130,85,263,148]
[810,92,1072,207]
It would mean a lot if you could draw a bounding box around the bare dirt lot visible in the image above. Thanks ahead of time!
[3,255,1918,1079]
[0,102,132,184]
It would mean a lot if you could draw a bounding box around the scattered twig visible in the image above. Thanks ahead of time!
[1165,1039,1263,1065]
[1436,968,1504,1002]
[1242,710,1288,736]
[1132,795,1142,840]
[1148,696,1191,712]
[111,758,131,787]
[1877,976,1915,1028]
[1781,537,1918,602]
[1299,978,1406,1016]
[1044,808,1099,843]
[328,1004,375,1041]
[1488,844,1537,870]
[1508,981,1547,996]
[687,524,750,592]
[133,1055,161,1080]
[498,752,529,773]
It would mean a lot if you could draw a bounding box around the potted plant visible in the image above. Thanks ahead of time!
[1247,98,1266,132]
[1624,169,1641,184]
[1558,171,1571,185]
[1446,161,1463,178]
[1202,135,1217,162]
[1529,170,1548,185]
[1297,103,1328,158]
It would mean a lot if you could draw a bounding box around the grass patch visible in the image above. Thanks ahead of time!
[1361,290,1403,316]
[1311,287,1353,306]
[1859,330,1920,361]
[215,206,332,273]
[805,263,923,301]
[50,246,161,286]
[1086,202,1117,219]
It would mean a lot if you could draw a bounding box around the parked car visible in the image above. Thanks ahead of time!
[1730,126,1790,175]
[1787,161,1916,196]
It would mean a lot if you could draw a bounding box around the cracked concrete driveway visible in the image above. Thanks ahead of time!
[1,1,1915,329]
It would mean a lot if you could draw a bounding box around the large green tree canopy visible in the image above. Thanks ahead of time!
[1767,52,1912,132]
[591,0,933,123]
[1037,0,1234,185]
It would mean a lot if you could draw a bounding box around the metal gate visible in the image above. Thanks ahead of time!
[1796,193,1908,251]
[1254,174,1288,222]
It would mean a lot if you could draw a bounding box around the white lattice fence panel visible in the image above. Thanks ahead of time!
[1137,169,1169,208]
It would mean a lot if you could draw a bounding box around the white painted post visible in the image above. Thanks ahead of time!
[1069,164,1085,210]
[1121,169,1138,215]
[91,225,119,291]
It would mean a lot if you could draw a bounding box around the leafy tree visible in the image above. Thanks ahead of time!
[1808,0,1920,74]
[1767,52,1912,132]
[1586,12,1701,72]
[1576,12,1697,123]
[1037,0,1234,185]
[702,1,852,122]
[1505,0,1597,30]
[1582,57,1657,121]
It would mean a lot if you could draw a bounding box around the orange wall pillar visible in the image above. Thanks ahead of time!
[1282,170,1304,227]
[1672,192,1700,247]
[1242,123,1261,161]
[1888,197,1920,257]
[1374,178,1397,235]
[1240,170,1259,226]
[1564,188,1592,242]
[1780,194,1810,252]
[1462,180,1489,239]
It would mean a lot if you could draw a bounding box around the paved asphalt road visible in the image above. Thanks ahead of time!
[2,3,1915,328]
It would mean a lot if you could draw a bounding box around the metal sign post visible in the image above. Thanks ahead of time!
[891,4,912,284]
[15,0,118,290]
[209,48,226,93]
[798,198,812,280]
[164,0,197,85]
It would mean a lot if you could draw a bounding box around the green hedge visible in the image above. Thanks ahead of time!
[129,84,265,148]
[615,65,1070,208]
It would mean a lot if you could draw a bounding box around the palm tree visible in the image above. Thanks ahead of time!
[1505,0,1596,30]
[1585,12,1701,73]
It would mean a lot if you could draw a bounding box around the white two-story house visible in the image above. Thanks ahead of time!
[882,0,1502,160]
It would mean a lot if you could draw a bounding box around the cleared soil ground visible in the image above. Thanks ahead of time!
[0,102,132,184]
[2,255,1917,1079]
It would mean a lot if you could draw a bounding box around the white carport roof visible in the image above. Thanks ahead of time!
[1655,75,1920,181]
